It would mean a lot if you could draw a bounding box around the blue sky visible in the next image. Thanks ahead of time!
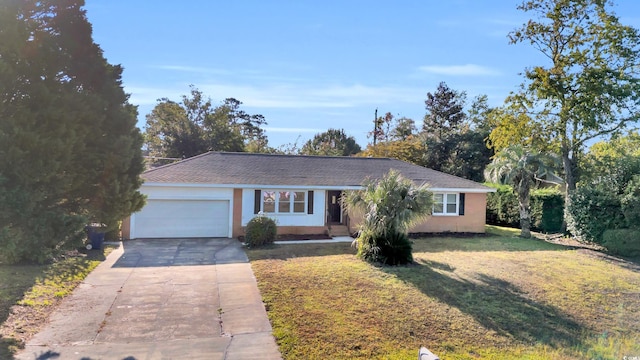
[84,1,640,149]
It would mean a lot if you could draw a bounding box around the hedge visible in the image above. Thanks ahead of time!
[566,187,626,244]
[485,184,564,233]
[530,188,565,233]
[602,229,640,257]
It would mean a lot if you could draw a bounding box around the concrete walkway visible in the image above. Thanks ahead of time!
[16,239,282,360]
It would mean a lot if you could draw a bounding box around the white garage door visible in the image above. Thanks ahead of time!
[133,200,230,238]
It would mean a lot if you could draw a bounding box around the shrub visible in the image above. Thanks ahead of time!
[244,214,277,247]
[621,175,640,229]
[566,187,626,244]
[602,229,640,257]
[485,184,520,227]
[530,188,564,233]
[589,156,640,195]
[356,231,413,266]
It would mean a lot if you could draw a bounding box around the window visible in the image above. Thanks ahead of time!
[263,191,276,213]
[262,191,306,213]
[278,191,290,212]
[433,193,458,215]
[293,192,305,213]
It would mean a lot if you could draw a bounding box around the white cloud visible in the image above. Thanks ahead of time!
[125,86,184,106]
[125,64,426,111]
[139,64,426,109]
[418,64,501,76]
[197,83,423,109]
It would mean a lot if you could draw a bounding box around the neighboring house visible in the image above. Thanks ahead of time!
[122,152,495,239]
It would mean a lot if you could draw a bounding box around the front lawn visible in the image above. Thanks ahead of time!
[248,230,640,359]
[0,248,112,358]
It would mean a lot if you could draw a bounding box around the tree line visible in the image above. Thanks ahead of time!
[144,81,494,183]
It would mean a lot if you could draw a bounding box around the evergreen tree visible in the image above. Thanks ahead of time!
[423,82,467,140]
[0,0,145,263]
[420,85,493,181]
[300,129,361,156]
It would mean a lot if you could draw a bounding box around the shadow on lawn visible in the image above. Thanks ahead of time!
[0,248,108,359]
[247,236,571,261]
[0,264,47,358]
[384,259,584,349]
[411,236,571,253]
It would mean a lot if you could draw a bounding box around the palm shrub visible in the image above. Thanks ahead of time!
[342,170,433,265]
[484,145,561,238]
[244,214,277,247]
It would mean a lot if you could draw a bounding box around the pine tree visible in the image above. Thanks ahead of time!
[0,0,145,263]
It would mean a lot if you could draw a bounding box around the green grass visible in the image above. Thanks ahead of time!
[0,247,114,358]
[248,228,640,359]
[485,224,522,237]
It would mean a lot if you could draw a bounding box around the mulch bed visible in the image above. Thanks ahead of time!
[536,232,603,250]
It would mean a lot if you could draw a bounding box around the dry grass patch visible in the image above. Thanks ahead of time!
[0,247,114,358]
[248,234,640,359]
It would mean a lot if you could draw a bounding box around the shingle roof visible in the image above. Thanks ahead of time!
[142,152,492,191]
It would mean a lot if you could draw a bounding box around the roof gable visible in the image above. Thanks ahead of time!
[142,152,492,191]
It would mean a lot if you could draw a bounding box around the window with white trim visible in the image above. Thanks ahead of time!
[433,193,458,215]
[262,191,306,213]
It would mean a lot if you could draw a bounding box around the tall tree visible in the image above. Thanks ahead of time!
[369,111,395,144]
[420,85,493,181]
[439,130,494,182]
[218,97,268,148]
[145,99,208,160]
[485,146,560,238]
[510,0,640,197]
[423,81,467,140]
[390,117,417,141]
[421,82,467,173]
[467,95,493,132]
[144,87,268,161]
[486,103,552,153]
[0,0,145,263]
[300,128,361,156]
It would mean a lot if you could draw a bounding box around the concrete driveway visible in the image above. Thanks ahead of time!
[16,238,282,360]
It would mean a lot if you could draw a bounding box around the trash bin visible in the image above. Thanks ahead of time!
[86,226,105,250]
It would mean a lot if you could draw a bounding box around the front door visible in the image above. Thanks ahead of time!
[327,190,342,224]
